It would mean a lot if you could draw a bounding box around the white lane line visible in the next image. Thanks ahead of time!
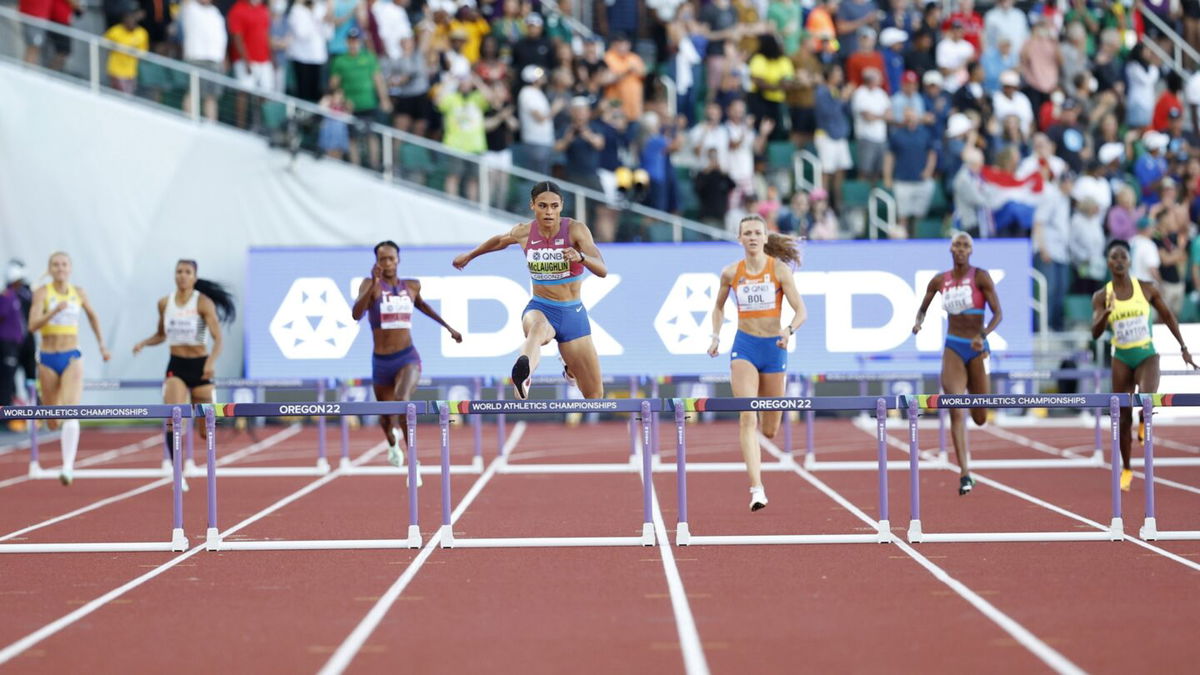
[0,434,387,666]
[0,434,162,489]
[0,425,302,541]
[760,434,1087,675]
[319,422,527,675]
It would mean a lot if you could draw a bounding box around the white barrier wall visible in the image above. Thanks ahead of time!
[0,63,510,380]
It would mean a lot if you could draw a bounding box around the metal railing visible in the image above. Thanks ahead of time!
[1137,3,1200,73]
[0,5,731,243]
[867,187,896,240]
[793,150,822,193]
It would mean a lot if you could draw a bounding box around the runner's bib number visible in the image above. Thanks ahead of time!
[1113,316,1150,346]
[380,293,413,330]
[942,285,974,315]
[737,281,775,313]
[527,248,571,282]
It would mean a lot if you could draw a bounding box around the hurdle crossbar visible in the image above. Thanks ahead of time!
[1137,393,1200,541]
[670,396,894,546]
[435,399,657,548]
[204,401,428,551]
[902,393,1130,543]
[0,405,189,553]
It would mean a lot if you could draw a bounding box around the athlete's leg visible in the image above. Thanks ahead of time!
[37,364,62,430]
[965,353,991,426]
[1111,358,1137,472]
[373,382,399,449]
[392,362,422,446]
[190,383,215,439]
[940,348,971,480]
[55,357,85,479]
[512,310,556,399]
[163,376,190,460]
[731,359,764,492]
[1130,354,1161,480]
[557,336,603,399]
[756,371,787,439]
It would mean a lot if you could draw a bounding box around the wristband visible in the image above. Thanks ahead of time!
[710,333,720,340]
[579,252,586,264]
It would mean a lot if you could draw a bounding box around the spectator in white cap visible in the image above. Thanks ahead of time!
[878,27,907,93]
[992,70,1033,137]
[921,68,952,137]
[846,25,887,91]
[951,146,989,237]
[1134,131,1170,206]
[935,18,975,92]
[515,64,561,175]
[983,0,1028,56]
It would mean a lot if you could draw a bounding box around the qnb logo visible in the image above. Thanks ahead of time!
[269,278,360,359]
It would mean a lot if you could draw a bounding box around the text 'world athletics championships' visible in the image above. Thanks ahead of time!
[2,407,152,417]
[937,395,1089,407]
[469,401,621,412]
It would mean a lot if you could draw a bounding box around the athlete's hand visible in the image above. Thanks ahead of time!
[1182,347,1197,370]
[776,328,790,349]
[371,264,382,282]
[562,247,583,263]
[452,253,472,270]
[912,321,923,335]
[448,328,463,343]
[132,341,143,356]
[707,337,719,358]
[100,347,111,362]
[202,362,215,381]
[971,334,985,351]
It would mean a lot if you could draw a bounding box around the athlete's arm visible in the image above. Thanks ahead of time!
[351,273,381,322]
[567,220,607,278]
[708,265,734,358]
[976,269,1003,342]
[76,286,111,362]
[1143,279,1197,369]
[775,264,807,349]
[452,224,525,269]
[26,286,54,333]
[409,280,463,343]
[198,295,222,380]
[1090,287,1112,340]
[912,274,941,334]
[133,298,168,354]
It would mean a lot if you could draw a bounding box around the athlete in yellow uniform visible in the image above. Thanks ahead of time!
[1091,240,1196,491]
[709,215,806,511]
[27,252,111,485]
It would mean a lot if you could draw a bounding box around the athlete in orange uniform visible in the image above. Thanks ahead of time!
[708,215,806,511]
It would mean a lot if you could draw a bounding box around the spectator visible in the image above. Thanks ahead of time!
[450,2,490,63]
[370,0,410,62]
[438,74,493,200]
[891,70,924,120]
[943,0,982,52]
[884,106,938,237]
[935,19,974,92]
[1107,184,1141,241]
[440,27,473,90]
[1018,132,1068,183]
[574,37,609,100]
[878,27,907,94]
[43,0,80,72]
[512,13,555,85]
[776,189,813,235]
[318,85,353,159]
[939,111,975,205]
[1152,71,1185,133]
[723,98,770,203]
[992,70,1034,137]
[490,0,525,53]
[981,36,1018,95]
[700,0,739,101]
[474,34,509,87]
[556,96,606,191]
[903,29,936,78]
[1124,44,1160,129]
[1018,14,1060,114]
[1134,131,1170,206]
[286,0,331,103]
[137,0,175,56]
[952,146,989,237]
[180,0,228,122]
[808,187,840,239]
[639,111,682,213]
[1185,0,1200,70]
[747,34,793,139]
[845,27,886,90]
[852,67,890,185]
[0,268,26,408]
[835,0,878,60]
[1059,20,1089,90]
[603,33,647,123]
[542,0,575,45]
[388,31,435,136]
[605,0,639,39]
[921,69,952,136]
[1046,98,1089,175]
[1130,217,1162,283]
[1032,170,1072,330]
[482,83,518,210]
[515,64,560,175]
[918,1,943,38]
[1073,159,1114,220]
[228,0,274,128]
[1069,194,1107,294]
[103,3,150,95]
[328,0,366,58]
[1062,0,1103,54]
[951,61,989,118]
[594,101,633,241]
[1154,178,1193,246]
[767,0,803,56]
[1091,29,1125,96]
[329,28,391,168]
[787,37,822,147]
[984,0,1029,56]
[813,62,854,212]
[1153,204,1188,316]
[689,102,731,170]
[882,0,921,36]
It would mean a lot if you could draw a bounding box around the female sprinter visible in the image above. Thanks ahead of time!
[27,252,111,485]
[133,260,236,483]
[452,181,608,400]
[351,241,462,469]
[913,232,1003,496]
[1091,240,1196,491]
[707,215,806,511]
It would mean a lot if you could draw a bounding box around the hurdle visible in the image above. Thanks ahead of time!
[435,398,657,548]
[0,404,189,553]
[903,393,1128,543]
[203,401,426,550]
[670,396,894,546]
[1138,393,1200,541]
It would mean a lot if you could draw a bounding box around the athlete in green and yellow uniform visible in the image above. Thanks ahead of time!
[1091,240,1197,492]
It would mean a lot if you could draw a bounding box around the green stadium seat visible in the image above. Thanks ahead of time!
[261,101,288,131]
[842,179,871,208]
[929,181,947,216]
[766,141,794,171]
[915,218,944,238]
[1064,294,1093,325]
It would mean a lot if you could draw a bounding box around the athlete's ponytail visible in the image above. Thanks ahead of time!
[178,260,236,323]
[764,233,803,267]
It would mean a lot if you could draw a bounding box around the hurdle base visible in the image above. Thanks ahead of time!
[500,462,636,475]
[907,519,923,543]
[406,525,422,549]
[675,522,691,546]
[315,457,331,474]
[1109,517,1125,541]
[28,461,42,478]
[339,456,353,471]
[1138,528,1200,541]
[472,455,484,471]
[161,459,172,472]
[803,454,815,470]
[185,459,199,475]
[876,519,893,543]
[807,460,941,472]
[206,527,220,550]
[641,522,655,546]
[439,524,455,548]
[171,528,188,551]
[908,530,1118,543]
[213,538,420,550]
[1139,517,1158,540]
[0,541,181,553]
[676,533,888,545]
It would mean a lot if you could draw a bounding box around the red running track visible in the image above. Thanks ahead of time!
[1,417,1198,673]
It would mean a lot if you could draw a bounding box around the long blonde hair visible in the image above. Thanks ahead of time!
[739,215,804,267]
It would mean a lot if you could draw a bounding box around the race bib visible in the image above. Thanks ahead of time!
[1113,316,1150,346]
[527,248,571,281]
[942,285,974,315]
[165,316,200,343]
[737,280,776,313]
[379,293,413,330]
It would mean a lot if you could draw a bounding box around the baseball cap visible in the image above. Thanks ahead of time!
[521,64,545,84]
[922,70,944,87]
[524,12,543,26]
[1098,142,1124,165]
[902,70,918,85]
[945,113,973,138]
[879,27,907,48]
[347,27,362,39]
[999,70,1020,87]
[1144,131,1169,151]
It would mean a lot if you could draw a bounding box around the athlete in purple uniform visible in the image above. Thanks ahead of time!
[452,181,608,400]
[352,241,462,467]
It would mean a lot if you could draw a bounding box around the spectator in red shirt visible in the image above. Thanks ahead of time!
[942,0,983,53]
[47,0,81,70]
[228,0,275,127]
[1152,71,1185,133]
[18,0,54,65]
[846,27,888,93]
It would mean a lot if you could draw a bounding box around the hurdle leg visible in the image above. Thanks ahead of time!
[28,383,41,476]
[405,403,421,548]
[439,404,455,547]
[1139,396,1158,539]
[674,400,690,546]
[472,378,483,471]
[650,379,661,465]
[782,373,793,460]
[1107,396,1125,540]
[804,377,815,469]
[639,401,655,546]
[171,407,188,551]
[628,376,638,463]
[1092,371,1103,462]
[161,420,171,472]
[205,407,220,550]
[496,378,507,457]
[875,398,892,543]
[185,418,198,474]
[906,397,923,543]
[315,379,330,473]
